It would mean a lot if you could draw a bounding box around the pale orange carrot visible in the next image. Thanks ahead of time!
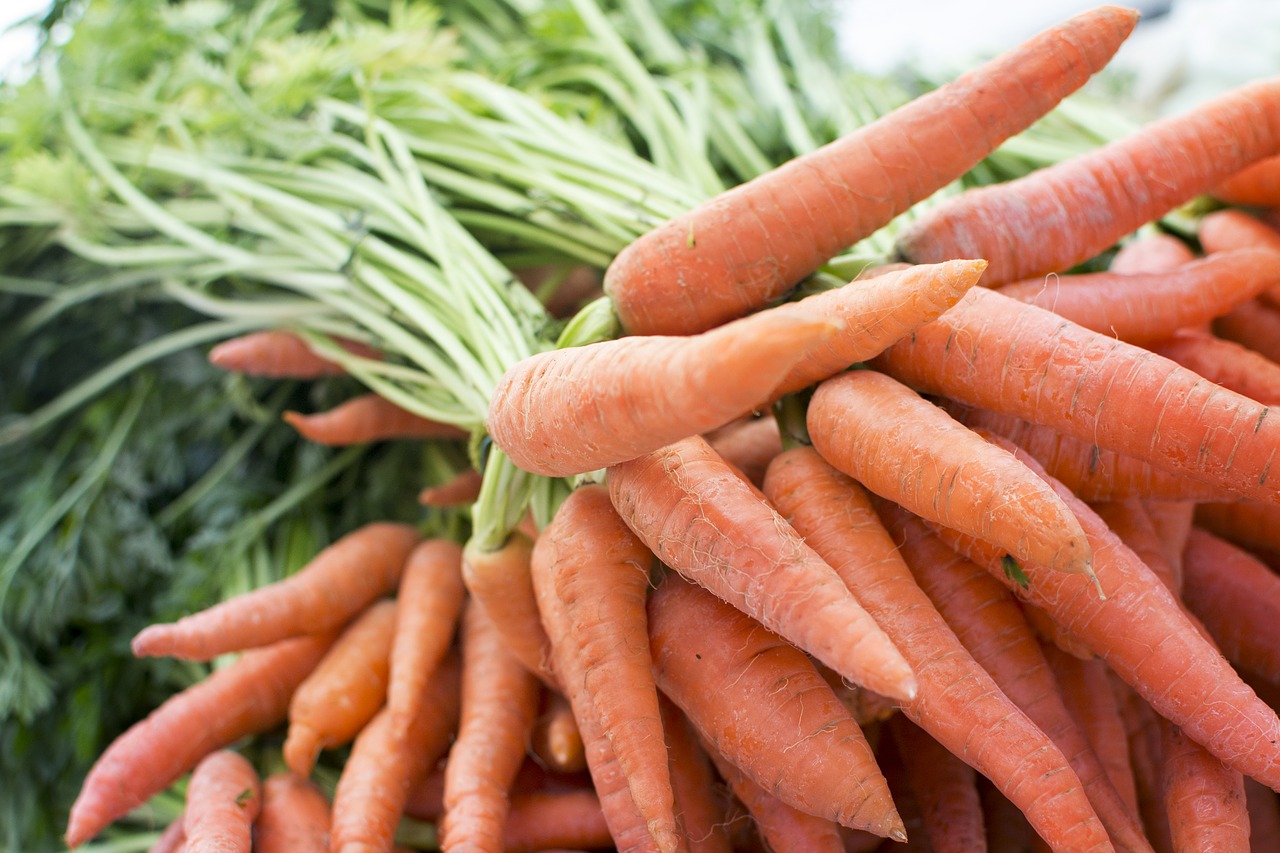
[1194,500,1280,560]
[253,772,331,853]
[207,330,380,378]
[1200,207,1280,256]
[148,816,185,853]
[1108,233,1196,274]
[1111,681,1175,853]
[417,468,484,507]
[461,532,556,687]
[284,393,467,446]
[131,522,420,660]
[183,750,261,853]
[501,789,615,853]
[886,713,986,853]
[1152,331,1280,406]
[1140,500,1195,587]
[1090,501,1179,594]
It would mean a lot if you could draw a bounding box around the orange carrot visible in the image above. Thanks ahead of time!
[872,286,1280,504]
[461,532,556,687]
[1139,500,1195,586]
[603,5,1137,336]
[814,661,899,727]
[607,434,916,702]
[387,539,466,734]
[703,414,782,488]
[329,652,461,853]
[207,330,380,378]
[1200,207,1280,257]
[647,572,904,839]
[1090,500,1179,595]
[980,778,1040,853]
[1212,155,1280,207]
[1152,331,1280,406]
[501,788,615,853]
[529,483,679,853]
[1157,714,1251,853]
[417,468,484,507]
[283,393,467,446]
[531,690,587,774]
[658,694,732,853]
[897,76,1280,285]
[439,599,542,853]
[1112,682,1175,853]
[183,750,261,853]
[65,632,335,848]
[1108,233,1196,274]
[806,369,1094,576]
[253,772,331,853]
[1212,298,1280,365]
[1194,501,1280,559]
[886,713,986,853]
[131,522,420,660]
[283,599,398,777]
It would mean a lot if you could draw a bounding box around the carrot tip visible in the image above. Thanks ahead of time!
[890,828,908,844]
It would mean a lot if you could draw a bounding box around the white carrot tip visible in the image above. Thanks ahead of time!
[1087,562,1107,601]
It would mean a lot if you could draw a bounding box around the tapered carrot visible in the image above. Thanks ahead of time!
[439,599,541,853]
[886,713,986,853]
[417,468,484,507]
[460,532,555,687]
[658,694,732,853]
[1090,500,1179,595]
[603,5,1137,336]
[207,330,380,378]
[1157,713,1251,853]
[487,304,844,478]
[607,434,916,702]
[65,632,335,848]
[254,772,331,853]
[530,483,680,853]
[703,414,782,488]
[132,522,420,660]
[1152,331,1280,406]
[183,750,261,853]
[872,286,1280,504]
[329,652,461,853]
[765,447,1111,852]
[646,572,904,839]
[531,690,587,774]
[1140,500,1195,586]
[1212,154,1280,207]
[387,539,466,735]
[1111,682,1175,853]
[283,599,398,777]
[284,393,468,446]
[1108,232,1196,274]
[897,76,1280,285]
[806,369,1094,577]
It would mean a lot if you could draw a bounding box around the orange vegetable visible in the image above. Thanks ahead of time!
[1157,714,1250,853]
[1213,298,1280,364]
[147,816,185,853]
[658,694,732,853]
[1194,501,1280,558]
[207,330,380,378]
[461,532,555,687]
[417,468,484,507]
[500,788,615,853]
[183,750,261,853]
[253,772,331,853]
[283,393,467,446]
[1212,155,1280,207]
[886,713,986,853]
[1152,331,1280,406]
[1108,233,1196,274]
[703,414,782,488]
[1200,207,1280,257]
[530,690,586,774]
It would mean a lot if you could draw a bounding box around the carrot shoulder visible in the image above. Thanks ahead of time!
[603,5,1137,336]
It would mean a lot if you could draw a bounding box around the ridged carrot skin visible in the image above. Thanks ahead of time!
[1153,331,1280,407]
[602,5,1138,336]
[1108,232,1196,274]
[183,750,262,853]
[1157,714,1251,853]
[897,76,1280,285]
[284,393,468,446]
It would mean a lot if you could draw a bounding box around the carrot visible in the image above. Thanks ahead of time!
[871,285,1280,505]
[283,599,398,777]
[207,330,380,378]
[602,5,1137,336]
[1151,331,1280,406]
[765,447,1112,853]
[283,393,468,446]
[131,522,420,660]
[1157,714,1251,853]
[1212,155,1280,207]
[607,434,916,702]
[387,539,466,735]
[896,76,1280,285]
[647,572,904,839]
[806,369,1095,577]
[1111,682,1175,853]
[329,651,461,853]
[461,532,555,687]
[183,750,261,853]
[147,816,185,853]
[994,249,1280,344]
[1247,779,1280,852]
[1194,501,1280,559]
[253,772,331,853]
[1139,500,1195,587]
[814,661,899,727]
[1212,298,1280,365]
[530,690,587,774]
[65,632,335,848]
[703,414,782,488]
[1200,207,1280,257]
[439,599,542,853]
[487,303,844,478]
[417,468,484,507]
[1108,232,1196,274]
[501,788,615,853]
[658,694,732,853]
[886,713,986,853]
[1089,500,1179,595]
[529,483,680,853]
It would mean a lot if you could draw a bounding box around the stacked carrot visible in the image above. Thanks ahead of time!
[62,4,1280,852]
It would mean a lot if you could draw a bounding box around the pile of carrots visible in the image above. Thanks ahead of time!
[61,4,1280,852]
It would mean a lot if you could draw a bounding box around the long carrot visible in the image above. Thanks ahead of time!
[602,5,1137,336]
[131,522,420,660]
[806,369,1095,577]
[1152,331,1280,406]
[65,631,335,848]
[897,76,1280,285]
[461,532,556,687]
[147,817,185,853]
[1212,155,1280,207]
[646,572,905,839]
[1194,500,1280,558]
[1111,682,1176,853]
[253,772,331,853]
[886,713,986,853]
[284,393,468,446]
[207,330,380,378]
[417,468,484,508]
[182,750,261,853]
[500,788,616,853]
[658,694,732,853]
[607,434,916,702]
[1108,233,1196,274]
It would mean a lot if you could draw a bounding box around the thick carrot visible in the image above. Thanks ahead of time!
[207,330,380,378]
[1157,714,1251,853]
[1108,233,1196,274]
[387,539,466,735]
[897,76,1280,285]
[1212,298,1280,365]
[1152,331,1280,406]
[871,286,1280,504]
[439,599,542,853]
[530,690,587,774]
[132,522,420,660]
[417,468,484,507]
[886,713,986,853]
[460,532,555,687]
[529,483,680,853]
[607,434,916,702]
[765,447,1111,852]
[1140,500,1195,586]
[603,5,1137,336]
[65,632,335,848]
[183,750,261,853]
[647,572,904,839]
[703,414,782,488]
[283,599,398,777]
[806,369,1094,577]
[283,393,467,446]
[253,772,331,853]
[487,305,843,478]
[658,694,732,853]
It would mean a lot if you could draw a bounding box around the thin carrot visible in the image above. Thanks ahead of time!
[387,539,466,735]
[65,631,335,848]
[207,330,380,378]
[703,414,782,488]
[131,522,420,660]
[603,5,1137,336]
[1212,298,1280,365]
[607,434,917,702]
[1152,331,1280,406]
[439,599,542,853]
[283,393,468,446]
[501,788,615,853]
[253,772,331,853]
[1139,500,1195,587]
[886,713,986,853]
[1213,154,1280,207]
[871,285,1280,504]
[1108,232,1196,274]
[417,468,484,507]
[896,76,1280,285]
[1090,500,1179,595]
[283,599,398,778]
[647,572,905,839]
[461,532,556,687]
[1157,713,1251,853]
[183,750,261,853]
[530,690,587,774]
[806,369,1095,577]
[658,694,732,853]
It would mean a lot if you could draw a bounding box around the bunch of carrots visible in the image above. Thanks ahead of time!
[58,3,1280,852]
